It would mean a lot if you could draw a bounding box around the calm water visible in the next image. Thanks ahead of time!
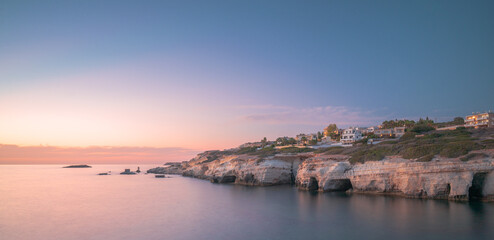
[1,165,493,240]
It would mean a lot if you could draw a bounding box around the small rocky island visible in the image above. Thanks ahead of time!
[120,169,136,175]
[63,164,91,168]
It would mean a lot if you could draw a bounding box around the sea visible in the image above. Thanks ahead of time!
[1,164,493,240]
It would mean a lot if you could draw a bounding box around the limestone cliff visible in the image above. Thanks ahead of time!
[149,149,494,201]
[181,151,310,186]
[296,151,494,201]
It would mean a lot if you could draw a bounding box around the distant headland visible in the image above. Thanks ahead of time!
[63,164,92,168]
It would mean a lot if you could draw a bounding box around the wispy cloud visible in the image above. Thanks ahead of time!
[0,144,200,164]
[239,105,387,127]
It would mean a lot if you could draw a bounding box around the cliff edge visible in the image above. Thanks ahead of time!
[148,128,494,201]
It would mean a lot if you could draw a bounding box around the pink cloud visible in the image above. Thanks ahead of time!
[240,105,387,127]
[0,144,199,164]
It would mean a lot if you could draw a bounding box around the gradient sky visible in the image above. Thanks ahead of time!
[1,0,493,163]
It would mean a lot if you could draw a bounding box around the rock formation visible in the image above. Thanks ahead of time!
[296,153,494,201]
[63,164,91,168]
[148,149,494,201]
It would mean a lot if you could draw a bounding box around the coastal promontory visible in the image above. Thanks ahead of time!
[149,128,494,202]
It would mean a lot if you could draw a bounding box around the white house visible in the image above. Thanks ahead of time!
[340,127,363,144]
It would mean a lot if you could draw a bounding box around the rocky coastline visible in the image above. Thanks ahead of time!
[148,149,494,202]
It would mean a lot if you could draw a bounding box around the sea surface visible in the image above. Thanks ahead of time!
[1,164,493,240]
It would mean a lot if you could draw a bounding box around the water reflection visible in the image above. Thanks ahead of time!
[0,165,493,240]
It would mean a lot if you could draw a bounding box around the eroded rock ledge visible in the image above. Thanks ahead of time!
[149,150,494,201]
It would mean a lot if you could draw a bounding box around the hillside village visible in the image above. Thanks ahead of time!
[239,111,494,150]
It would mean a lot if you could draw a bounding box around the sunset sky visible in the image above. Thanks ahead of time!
[1,0,493,163]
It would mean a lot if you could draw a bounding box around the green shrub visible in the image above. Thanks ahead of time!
[313,147,329,153]
[379,140,399,145]
[236,146,258,154]
[354,138,369,145]
[481,139,494,149]
[410,124,435,133]
[324,146,346,154]
[254,145,278,156]
[349,146,392,164]
[460,153,488,162]
[441,128,471,137]
[423,133,443,139]
[278,147,314,153]
[439,142,482,158]
[367,133,377,139]
[401,144,442,159]
[400,132,417,141]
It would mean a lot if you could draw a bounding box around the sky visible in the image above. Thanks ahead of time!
[1,0,493,163]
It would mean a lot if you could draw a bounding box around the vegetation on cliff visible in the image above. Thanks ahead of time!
[193,128,493,166]
[314,128,494,164]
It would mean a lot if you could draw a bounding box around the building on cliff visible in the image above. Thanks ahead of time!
[360,126,378,134]
[340,127,363,144]
[296,133,318,144]
[465,112,494,128]
[374,127,406,138]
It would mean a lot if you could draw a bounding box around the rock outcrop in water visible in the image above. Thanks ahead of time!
[156,149,494,202]
[147,164,183,175]
[181,151,310,186]
[63,164,91,168]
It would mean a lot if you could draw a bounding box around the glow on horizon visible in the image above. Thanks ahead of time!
[2,0,493,163]
[0,56,386,153]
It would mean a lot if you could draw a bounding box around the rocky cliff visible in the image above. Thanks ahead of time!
[296,151,494,201]
[181,151,311,186]
[150,149,494,202]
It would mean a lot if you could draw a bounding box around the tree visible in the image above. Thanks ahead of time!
[410,125,435,133]
[324,124,338,137]
[417,117,434,125]
[381,119,416,129]
[452,117,465,125]
[261,137,267,147]
[317,131,324,140]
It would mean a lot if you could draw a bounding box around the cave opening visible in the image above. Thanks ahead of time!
[469,173,487,201]
[308,177,319,192]
[437,183,451,198]
[336,179,353,191]
[219,175,237,183]
[324,179,353,192]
